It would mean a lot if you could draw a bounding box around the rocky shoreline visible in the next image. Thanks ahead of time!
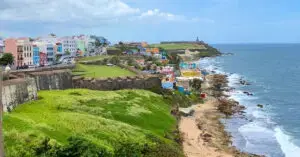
[179,73,264,157]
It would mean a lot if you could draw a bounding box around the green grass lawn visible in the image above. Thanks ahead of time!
[73,64,136,78]
[4,89,179,156]
[78,55,111,62]
[150,43,207,50]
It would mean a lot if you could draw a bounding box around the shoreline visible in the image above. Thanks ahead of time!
[179,73,263,157]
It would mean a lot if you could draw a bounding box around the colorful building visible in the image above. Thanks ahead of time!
[4,38,18,65]
[146,48,160,54]
[76,40,86,56]
[56,43,63,54]
[32,46,40,65]
[18,38,33,66]
[46,44,55,64]
[39,52,47,66]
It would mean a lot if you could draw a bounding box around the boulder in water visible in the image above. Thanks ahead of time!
[257,104,264,108]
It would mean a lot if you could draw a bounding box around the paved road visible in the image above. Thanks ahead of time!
[10,64,75,73]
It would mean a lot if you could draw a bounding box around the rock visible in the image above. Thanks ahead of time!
[257,104,264,108]
[202,133,212,138]
[243,91,253,96]
[240,79,251,85]
[179,107,195,117]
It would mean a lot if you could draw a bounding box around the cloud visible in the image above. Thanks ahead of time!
[138,9,185,21]
[0,0,140,22]
[0,0,214,27]
[133,9,214,24]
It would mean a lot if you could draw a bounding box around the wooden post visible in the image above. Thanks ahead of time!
[0,68,4,157]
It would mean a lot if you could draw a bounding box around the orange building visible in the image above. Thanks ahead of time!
[146,47,159,54]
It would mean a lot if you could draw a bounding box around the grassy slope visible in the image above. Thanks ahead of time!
[4,89,177,154]
[150,43,206,50]
[78,56,111,62]
[73,64,136,78]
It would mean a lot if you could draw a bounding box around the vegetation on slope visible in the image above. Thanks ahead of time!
[150,43,206,50]
[4,89,183,157]
[73,64,136,78]
[78,56,111,62]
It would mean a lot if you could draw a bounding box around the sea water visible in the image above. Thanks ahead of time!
[199,44,300,157]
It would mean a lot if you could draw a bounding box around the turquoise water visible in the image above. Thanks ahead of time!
[200,44,300,157]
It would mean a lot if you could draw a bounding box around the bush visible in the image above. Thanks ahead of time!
[114,141,143,157]
[59,137,113,157]
[6,136,113,157]
[110,56,120,65]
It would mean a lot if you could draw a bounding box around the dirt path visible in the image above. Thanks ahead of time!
[179,100,233,157]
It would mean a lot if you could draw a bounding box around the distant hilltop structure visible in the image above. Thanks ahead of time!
[160,37,204,44]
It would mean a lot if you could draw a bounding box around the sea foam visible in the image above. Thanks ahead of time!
[275,127,300,157]
[199,57,300,157]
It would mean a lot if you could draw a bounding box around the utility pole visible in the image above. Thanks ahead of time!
[0,67,4,157]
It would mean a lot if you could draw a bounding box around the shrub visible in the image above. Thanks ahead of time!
[110,56,120,65]
[59,137,113,157]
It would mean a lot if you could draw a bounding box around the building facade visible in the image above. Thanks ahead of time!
[33,46,40,65]
[4,38,18,65]
[61,36,77,56]
[39,52,47,66]
[0,37,4,55]
[46,44,55,64]
[16,38,33,66]
[75,40,86,56]
[21,39,33,65]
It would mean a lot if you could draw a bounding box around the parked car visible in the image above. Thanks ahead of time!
[28,65,37,69]
[44,63,51,66]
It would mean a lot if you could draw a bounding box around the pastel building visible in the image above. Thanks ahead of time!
[35,41,55,65]
[56,43,63,54]
[39,52,47,66]
[4,38,18,65]
[32,45,40,65]
[18,38,33,65]
[76,40,86,56]
[46,44,55,64]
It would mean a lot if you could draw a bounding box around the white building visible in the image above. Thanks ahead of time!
[60,36,77,56]
[36,35,58,44]
[0,37,4,54]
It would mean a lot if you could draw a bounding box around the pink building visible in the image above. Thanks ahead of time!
[4,38,18,65]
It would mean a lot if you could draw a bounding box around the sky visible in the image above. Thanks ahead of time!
[1,0,300,44]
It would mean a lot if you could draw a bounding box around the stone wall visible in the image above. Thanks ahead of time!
[2,78,37,112]
[73,75,161,91]
[29,70,73,90]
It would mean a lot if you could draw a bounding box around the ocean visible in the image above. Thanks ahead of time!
[199,44,300,157]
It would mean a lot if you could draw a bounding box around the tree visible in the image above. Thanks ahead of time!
[189,78,202,93]
[0,53,14,65]
[118,42,128,53]
[65,50,71,55]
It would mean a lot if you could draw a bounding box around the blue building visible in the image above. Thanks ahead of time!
[56,43,63,54]
[33,46,40,65]
[46,44,55,65]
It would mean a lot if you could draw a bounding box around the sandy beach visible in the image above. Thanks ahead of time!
[179,74,262,157]
[179,99,233,157]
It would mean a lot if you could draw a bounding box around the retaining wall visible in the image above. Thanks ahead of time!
[29,70,73,90]
[2,78,37,112]
[73,75,161,91]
